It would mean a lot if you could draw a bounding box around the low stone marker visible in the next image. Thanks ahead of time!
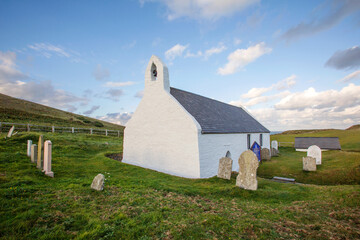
[261,148,271,161]
[7,126,15,138]
[307,145,322,165]
[43,140,54,177]
[217,157,233,180]
[31,144,37,163]
[236,150,259,191]
[271,140,278,150]
[91,174,105,191]
[271,148,279,157]
[27,140,32,157]
[303,156,316,171]
[37,135,44,169]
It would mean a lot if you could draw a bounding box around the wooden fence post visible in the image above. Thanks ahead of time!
[27,124,30,132]
[105,129,108,136]
[117,131,120,137]
[72,127,74,134]
[90,128,93,135]
[0,122,2,133]
[52,126,55,133]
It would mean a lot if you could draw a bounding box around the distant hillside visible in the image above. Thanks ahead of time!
[0,93,124,131]
[271,125,360,151]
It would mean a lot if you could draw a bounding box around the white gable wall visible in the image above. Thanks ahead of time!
[198,133,270,178]
[123,56,202,178]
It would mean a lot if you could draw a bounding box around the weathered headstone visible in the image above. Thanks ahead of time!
[7,126,15,138]
[91,174,105,191]
[271,140,278,150]
[307,145,321,165]
[30,144,37,163]
[43,140,54,177]
[37,135,44,169]
[217,157,233,180]
[303,156,316,171]
[236,150,259,191]
[261,148,271,161]
[271,148,279,157]
[27,140,32,157]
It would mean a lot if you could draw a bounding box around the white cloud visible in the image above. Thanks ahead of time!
[104,81,136,87]
[93,64,110,81]
[204,45,227,59]
[234,38,242,46]
[165,44,189,61]
[230,83,360,130]
[275,74,297,90]
[144,0,259,21]
[218,42,272,75]
[104,89,124,102]
[97,112,133,126]
[0,51,88,112]
[185,50,203,58]
[339,70,360,82]
[275,84,360,111]
[28,43,71,58]
[241,87,272,99]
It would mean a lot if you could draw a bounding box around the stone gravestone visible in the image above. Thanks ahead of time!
[271,140,279,156]
[236,150,259,191]
[303,156,316,171]
[91,174,105,191]
[307,145,322,165]
[261,148,271,161]
[30,144,37,163]
[37,135,44,169]
[7,126,15,138]
[43,140,54,177]
[27,140,32,157]
[217,157,233,180]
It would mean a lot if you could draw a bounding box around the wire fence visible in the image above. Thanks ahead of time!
[278,142,294,147]
[0,122,123,137]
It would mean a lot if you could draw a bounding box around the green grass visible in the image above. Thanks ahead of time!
[1,133,359,239]
[0,93,124,131]
[257,127,360,185]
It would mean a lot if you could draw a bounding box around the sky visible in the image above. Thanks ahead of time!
[0,0,359,131]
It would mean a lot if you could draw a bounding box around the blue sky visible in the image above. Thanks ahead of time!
[0,0,359,131]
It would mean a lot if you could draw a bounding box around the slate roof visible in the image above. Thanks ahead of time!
[170,87,270,134]
[294,137,341,150]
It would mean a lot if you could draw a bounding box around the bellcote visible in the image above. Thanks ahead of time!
[145,55,170,92]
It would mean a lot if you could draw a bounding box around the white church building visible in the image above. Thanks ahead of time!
[123,55,270,178]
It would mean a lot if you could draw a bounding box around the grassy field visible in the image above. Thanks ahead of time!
[258,127,360,185]
[1,132,359,239]
[0,93,124,131]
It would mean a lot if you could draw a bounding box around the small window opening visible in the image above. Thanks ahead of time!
[247,134,251,149]
[260,134,263,146]
[225,151,231,158]
[151,63,157,81]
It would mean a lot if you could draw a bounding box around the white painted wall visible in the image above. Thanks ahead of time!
[198,133,270,178]
[123,56,202,178]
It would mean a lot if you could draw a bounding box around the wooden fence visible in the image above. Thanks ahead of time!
[0,122,123,137]
[278,142,294,147]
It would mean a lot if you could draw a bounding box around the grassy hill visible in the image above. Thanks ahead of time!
[0,132,359,239]
[0,93,124,131]
[258,126,360,185]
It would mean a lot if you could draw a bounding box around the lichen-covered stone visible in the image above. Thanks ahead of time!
[217,157,233,180]
[303,157,316,171]
[261,148,271,160]
[271,148,279,157]
[236,150,259,191]
[91,174,105,191]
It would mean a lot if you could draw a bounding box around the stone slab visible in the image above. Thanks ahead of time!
[236,150,259,191]
[307,145,322,165]
[261,148,271,160]
[303,156,316,171]
[217,157,233,180]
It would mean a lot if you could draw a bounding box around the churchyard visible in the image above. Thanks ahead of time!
[0,131,359,239]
